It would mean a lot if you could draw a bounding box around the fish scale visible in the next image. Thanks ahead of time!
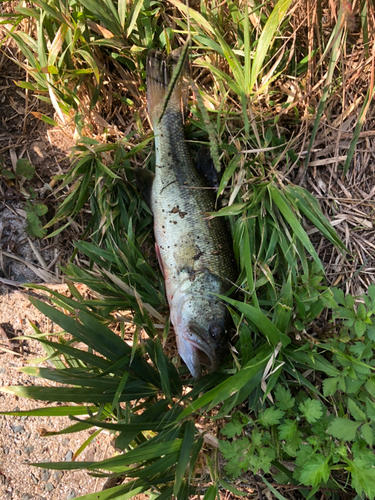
[146,50,237,379]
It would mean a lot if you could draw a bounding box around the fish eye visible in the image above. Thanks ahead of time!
[208,321,225,340]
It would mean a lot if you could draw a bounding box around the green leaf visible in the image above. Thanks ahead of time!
[221,421,244,439]
[33,439,182,472]
[203,485,217,500]
[323,377,339,397]
[0,406,98,417]
[295,444,314,467]
[326,418,361,441]
[268,184,323,271]
[260,475,289,500]
[360,423,373,447]
[154,337,172,401]
[33,203,48,216]
[343,82,375,177]
[220,295,290,347]
[278,419,298,441]
[278,420,301,453]
[217,154,241,197]
[2,383,157,404]
[125,0,144,37]
[219,479,247,497]
[299,454,330,487]
[178,346,272,420]
[220,439,249,478]
[357,303,367,320]
[349,342,367,358]
[275,385,295,411]
[174,420,195,496]
[366,397,375,420]
[72,485,146,500]
[286,185,345,252]
[16,158,35,180]
[273,273,293,333]
[299,399,323,424]
[257,407,285,427]
[31,112,59,126]
[169,0,214,33]
[348,398,366,421]
[249,0,293,92]
[365,378,375,398]
[345,294,355,308]
[347,458,375,500]
[354,320,366,337]
[111,370,129,411]
[26,211,46,238]
[1,169,16,179]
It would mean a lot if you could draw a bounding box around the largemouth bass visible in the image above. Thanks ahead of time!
[143,50,237,379]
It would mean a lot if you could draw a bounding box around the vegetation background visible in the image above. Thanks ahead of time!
[1,0,375,499]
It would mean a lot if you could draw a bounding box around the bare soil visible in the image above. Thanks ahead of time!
[0,291,114,500]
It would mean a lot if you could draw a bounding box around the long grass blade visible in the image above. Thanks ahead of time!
[174,419,195,496]
[249,0,293,91]
[304,7,344,168]
[268,184,324,271]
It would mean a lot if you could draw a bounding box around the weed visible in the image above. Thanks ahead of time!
[219,285,375,499]
[0,158,48,238]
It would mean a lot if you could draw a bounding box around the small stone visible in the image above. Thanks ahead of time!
[66,490,76,500]
[41,470,50,482]
[0,368,5,373]
[20,415,28,421]
[13,406,20,411]
[21,494,32,500]
[53,471,63,483]
[65,450,73,462]
[45,483,54,492]
[3,446,9,455]
[61,438,69,446]
[24,446,34,455]
[15,449,21,455]
[12,425,24,433]
[30,473,38,484]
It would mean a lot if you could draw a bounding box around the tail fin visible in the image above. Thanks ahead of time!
[146,46,189,128]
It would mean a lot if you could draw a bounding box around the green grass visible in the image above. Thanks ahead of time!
[1,0,375,499]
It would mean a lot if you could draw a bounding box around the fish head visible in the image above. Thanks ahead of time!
[171,293,230,379]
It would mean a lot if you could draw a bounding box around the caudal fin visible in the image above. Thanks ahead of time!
[146,47,189,128]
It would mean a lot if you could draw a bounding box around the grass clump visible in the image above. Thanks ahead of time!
[1,0,375,499]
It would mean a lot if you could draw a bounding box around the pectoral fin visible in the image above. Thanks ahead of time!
[196,146,219,188]
[134,168,155,209]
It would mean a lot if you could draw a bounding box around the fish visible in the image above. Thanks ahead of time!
[139,49,237,379]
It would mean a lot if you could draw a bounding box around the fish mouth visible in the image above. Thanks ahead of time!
[177,324,218,380]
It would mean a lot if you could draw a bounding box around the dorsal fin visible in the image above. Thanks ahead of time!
[146,46,189,129]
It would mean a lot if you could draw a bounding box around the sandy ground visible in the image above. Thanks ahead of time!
[0,286,117,500]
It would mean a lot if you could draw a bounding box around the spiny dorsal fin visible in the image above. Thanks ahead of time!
[146,43,190,128]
